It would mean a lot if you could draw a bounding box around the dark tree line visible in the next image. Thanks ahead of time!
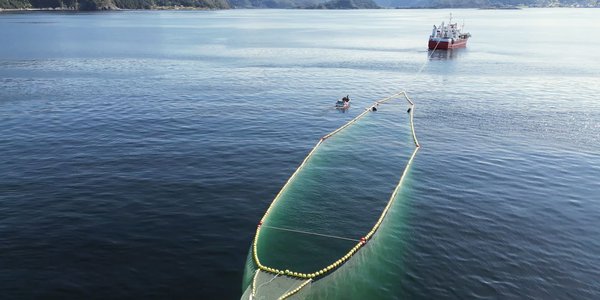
[1,0,597,10]
[1,0,229,9]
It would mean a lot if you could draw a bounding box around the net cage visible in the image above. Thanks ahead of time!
[242,92,420,299]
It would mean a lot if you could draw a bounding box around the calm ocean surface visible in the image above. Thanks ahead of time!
[1,8,599,299]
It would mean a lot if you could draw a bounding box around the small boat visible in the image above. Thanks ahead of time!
[335,96,350,109]
[428,14,471,50]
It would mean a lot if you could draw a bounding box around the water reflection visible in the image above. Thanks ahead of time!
[428,48,467,60]
[336,105,350,113]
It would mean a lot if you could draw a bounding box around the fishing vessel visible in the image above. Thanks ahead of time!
[428,14,471,50]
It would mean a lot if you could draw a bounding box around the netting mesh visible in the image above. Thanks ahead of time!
[241,270,311,300]
[243,92,420,299]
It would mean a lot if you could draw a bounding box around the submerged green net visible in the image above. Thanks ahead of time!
[243,92,420,299]
[241,270,311,300]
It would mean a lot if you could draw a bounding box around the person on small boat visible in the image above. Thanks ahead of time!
[342,95,350,108]
[336,95,351,108]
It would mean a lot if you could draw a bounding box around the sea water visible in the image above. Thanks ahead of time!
[1,9,599,299]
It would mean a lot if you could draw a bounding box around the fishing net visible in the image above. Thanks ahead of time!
[243,92,419,299]
[241,270,311,300]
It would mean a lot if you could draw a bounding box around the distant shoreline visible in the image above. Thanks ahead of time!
[0,8,76,11]
[1,6,598,12]
[0,7,218,12]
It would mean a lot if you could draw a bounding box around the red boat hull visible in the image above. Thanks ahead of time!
[428,38,468,50]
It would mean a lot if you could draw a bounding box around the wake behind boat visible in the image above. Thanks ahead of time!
[428,14,471,50]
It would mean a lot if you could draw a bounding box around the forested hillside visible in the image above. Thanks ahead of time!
[0,0,229,9]
[1,0,597,10]
[375,0,598,7]
[304,0,380,8]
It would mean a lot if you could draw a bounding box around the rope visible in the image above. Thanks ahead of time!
[418,38,442,74]
[254,272,280,296]
[278,279,312,300]
[408,37,442,93]
[249,269,311,300]
[261,225,361,242]
[250,269,260,297]
[403,91,420,147]
[251,91,420,283]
